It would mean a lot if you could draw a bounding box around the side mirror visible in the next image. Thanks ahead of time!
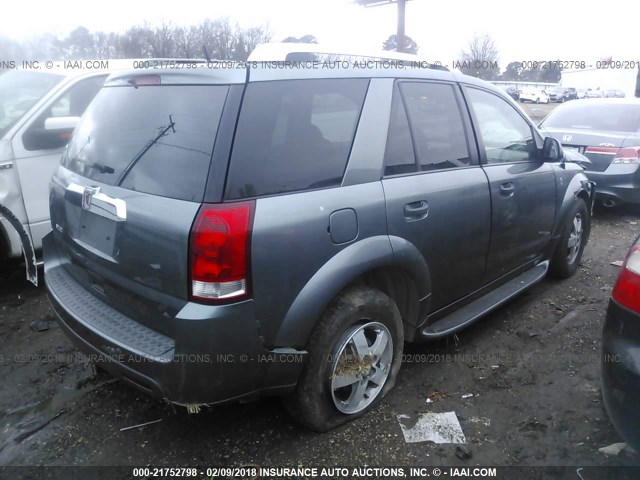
[23,116,81,151]
[44,116,80,131]
[542,136,564,162]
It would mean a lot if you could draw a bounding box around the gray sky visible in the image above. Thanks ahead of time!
[4,0,638,65]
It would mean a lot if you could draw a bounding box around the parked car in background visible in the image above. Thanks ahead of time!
[0,68,109,284]
[604,89,626,98]
[540,98,640,207]
[519,87,550,104]
[602,235,640,450]
[547,86,578,103]
[44,43,594,432]
[502,86,520,101]
[585,89,603,98]
[576,88,588,99]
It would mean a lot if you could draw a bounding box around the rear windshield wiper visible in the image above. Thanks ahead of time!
[65,136,115,175]
[116,115,176,186]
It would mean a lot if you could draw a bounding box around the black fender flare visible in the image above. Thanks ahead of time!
[552,173,595,239]
[274,235,431,347]
[0,204,37,285]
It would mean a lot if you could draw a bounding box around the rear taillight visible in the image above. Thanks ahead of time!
[585,146,619,155]
[612,147,640,164]
[189,201,254,302]
[612,245,640,314]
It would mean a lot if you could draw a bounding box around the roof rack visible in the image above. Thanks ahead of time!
[248,43,448,71]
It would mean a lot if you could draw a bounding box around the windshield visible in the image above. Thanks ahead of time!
[61,84,229,202]
[0,70,64,138]
[548,87,564,93]
[541,103,640,133]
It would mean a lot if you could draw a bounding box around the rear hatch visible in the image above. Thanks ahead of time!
[540,102,640,172]
[48,69,243,333]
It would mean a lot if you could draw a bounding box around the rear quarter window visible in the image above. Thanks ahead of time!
[225,79,368,200]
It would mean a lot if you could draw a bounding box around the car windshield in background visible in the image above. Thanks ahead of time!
[0,70,63,138]
[541,103,640,133]
[61,84,228,202]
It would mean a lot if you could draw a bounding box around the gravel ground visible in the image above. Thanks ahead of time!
[1,204,640,473]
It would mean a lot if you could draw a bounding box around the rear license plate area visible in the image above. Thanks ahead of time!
[78,212,117,257]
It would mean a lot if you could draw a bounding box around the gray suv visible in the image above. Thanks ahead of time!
[44,56,595,431]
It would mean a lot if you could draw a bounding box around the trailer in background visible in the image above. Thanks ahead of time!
[562,67,640,98]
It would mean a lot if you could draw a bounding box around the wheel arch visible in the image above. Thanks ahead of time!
[553,174,594,239]
[0,204,38,285]
[274,235,431,347]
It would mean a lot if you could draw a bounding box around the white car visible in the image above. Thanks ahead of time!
[519,87,550,104]
[0,62,139,283]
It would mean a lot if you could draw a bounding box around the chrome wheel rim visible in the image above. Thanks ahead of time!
[567,213,583,264]
[330,321,393,414]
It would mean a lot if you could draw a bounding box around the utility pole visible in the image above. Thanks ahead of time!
[356,0,410,53]
[396,0,406,53]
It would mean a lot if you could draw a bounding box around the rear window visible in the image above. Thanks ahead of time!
[225,79,368,200]
[541,103,640,133]
[62,84,228,202]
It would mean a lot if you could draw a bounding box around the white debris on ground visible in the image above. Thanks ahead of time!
[397,412,466,444]
[468,416,491,427]
[598,442,628,456]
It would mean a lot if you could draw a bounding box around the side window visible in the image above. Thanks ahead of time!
[466,88,537,164]
[383,85,416,176]
[47,75,106,118]
[400,82,470,171]
[225,79,368,199]
[23,75,106,151]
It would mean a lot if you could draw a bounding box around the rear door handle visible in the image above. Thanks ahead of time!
[499,182,515,197]
[404,200,429,221]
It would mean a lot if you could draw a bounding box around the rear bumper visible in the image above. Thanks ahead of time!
[585,169,640,204]
[602,299,640,450]
[43,233,306,405]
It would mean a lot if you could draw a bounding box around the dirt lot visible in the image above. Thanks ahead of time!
[1,203,640,472]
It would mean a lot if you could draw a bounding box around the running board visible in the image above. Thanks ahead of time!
[420,261,549,339]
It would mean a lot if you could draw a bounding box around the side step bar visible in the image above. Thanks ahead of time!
[421,261,549,339]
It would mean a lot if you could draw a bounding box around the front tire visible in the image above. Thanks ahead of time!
[284,286,404,431]
[549,198,590,278]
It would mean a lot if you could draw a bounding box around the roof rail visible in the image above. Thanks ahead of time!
[248,43,448,71]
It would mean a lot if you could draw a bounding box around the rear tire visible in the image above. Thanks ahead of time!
[284,286,404,432]
[549,198,590,278]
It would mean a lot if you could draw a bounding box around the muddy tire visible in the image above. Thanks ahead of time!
[284,286,404,432]
[549,198,590,278]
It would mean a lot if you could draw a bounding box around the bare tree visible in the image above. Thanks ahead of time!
[118,26,149,58]
[174,26,197,58]
[238,25,272,58]
[458,34,500,80]
[147,22,175,58]
[4,19,271,62]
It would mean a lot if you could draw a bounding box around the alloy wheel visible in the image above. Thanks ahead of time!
[567,213,583,264]
[330,321,393,414]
